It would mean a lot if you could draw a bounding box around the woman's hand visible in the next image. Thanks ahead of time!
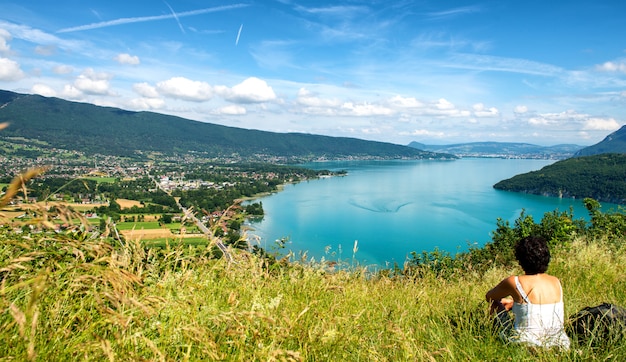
[500,298,513,311]
[488,298,514,314]
[486,276,517,314]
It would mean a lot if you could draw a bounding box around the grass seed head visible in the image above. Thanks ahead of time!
[0,167,48,207]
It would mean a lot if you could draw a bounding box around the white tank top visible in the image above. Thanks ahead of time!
[510,276,571,348]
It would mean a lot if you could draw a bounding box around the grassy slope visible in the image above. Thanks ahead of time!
[1,231,624,361]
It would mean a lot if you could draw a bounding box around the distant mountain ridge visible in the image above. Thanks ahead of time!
[574,125,626,156]
[0,90,450,162]
[408,141,582,159]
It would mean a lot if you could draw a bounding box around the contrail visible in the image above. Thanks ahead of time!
[57,3,249,33]
[164,1,185,34]
[235,23,243,45]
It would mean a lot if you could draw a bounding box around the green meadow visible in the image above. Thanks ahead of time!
[116,220,162,230]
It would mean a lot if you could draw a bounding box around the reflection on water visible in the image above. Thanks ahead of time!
[347,197,413,213]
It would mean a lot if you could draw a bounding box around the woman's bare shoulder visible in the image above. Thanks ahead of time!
[518,273,563,303]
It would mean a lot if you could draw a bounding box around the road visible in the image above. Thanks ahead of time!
[147,172,233,262]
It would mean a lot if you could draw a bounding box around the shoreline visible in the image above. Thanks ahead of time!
[238,184,286,202]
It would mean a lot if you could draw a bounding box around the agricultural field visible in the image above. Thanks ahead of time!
[116,198,142,209]
[116,212,205,242]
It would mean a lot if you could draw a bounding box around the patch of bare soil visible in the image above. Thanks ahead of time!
[116,199,143,209]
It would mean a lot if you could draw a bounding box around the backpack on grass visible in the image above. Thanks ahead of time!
[567,303,626,345]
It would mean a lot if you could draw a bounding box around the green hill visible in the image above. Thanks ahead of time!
[0,90,449,161]
[493,153,626,204]
[574,125,626,156]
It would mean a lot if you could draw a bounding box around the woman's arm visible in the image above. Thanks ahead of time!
[486,276,516,314]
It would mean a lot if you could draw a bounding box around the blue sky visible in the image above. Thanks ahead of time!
[1,1,625,146]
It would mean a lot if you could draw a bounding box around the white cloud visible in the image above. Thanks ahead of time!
[400,129,446,138]
[427,5,482,19]
[527,116,549,126]
[293,91,483,120]
[133,82,159,98]
[297,4,369,17]
[514,105,528,114]
[115,53,140,65]
[35,45,56,56]
[448,53,563,76]
[582,117,620,131]
[296,88,341,107]
[426,98,470,117]
[73,68,112,95]
[221,77,277,103]
[0,57,24,81]
[31,84,56,97]
[526,110,621,133]
[472,103,499,117]
[157,77,213,101]
[341,101,394,116]
[128,97,165,110]
[217,105,247,115]
[0,29,12,54]
[388,95,424,108]
[53,65,73,74]
[361,127,382,135]
[57,4,250,33]
[0,21,86,53]
[596,61,626,73]
[528,110,579,126]
[60,84,83,99]
[436,98,455,110]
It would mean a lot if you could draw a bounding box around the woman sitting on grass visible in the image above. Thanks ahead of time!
[486,235,570,349]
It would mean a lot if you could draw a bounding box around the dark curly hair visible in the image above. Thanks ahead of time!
[515,235,550,274]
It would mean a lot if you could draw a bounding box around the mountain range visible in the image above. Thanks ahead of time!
[3,89,623,162]
[0,90,447,162]
[2,89,625,203]
[407,141,583,159]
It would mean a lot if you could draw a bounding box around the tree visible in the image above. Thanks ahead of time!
[161,213,173,224]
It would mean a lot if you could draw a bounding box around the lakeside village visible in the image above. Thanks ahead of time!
[0,152,331,238]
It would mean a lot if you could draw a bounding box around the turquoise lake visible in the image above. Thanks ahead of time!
[245,158,616,267]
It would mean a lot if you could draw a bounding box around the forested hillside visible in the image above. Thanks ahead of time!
[493,153,626,204]
[0,90,448,162]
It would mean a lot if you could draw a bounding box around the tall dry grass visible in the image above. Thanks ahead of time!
[1,171,625,361]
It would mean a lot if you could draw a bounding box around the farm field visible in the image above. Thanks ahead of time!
[0,199,204,243]
[117,220,204,241]
[116,198,142,209]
